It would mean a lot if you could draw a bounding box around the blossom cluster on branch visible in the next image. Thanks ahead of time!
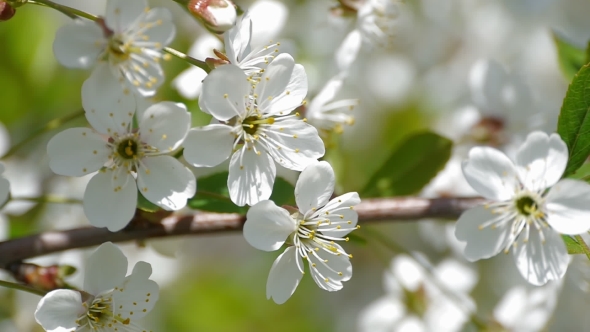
[1,0,590,331]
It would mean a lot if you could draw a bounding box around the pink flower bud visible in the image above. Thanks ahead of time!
[0,2,16,22]
[188,0,237,34]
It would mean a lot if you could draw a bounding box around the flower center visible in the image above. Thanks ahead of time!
[116,138,140,160]
[403,285,428,318]
[76,295,130,330]
[241,116,275,136]
[108,36,131,61]
[515,195,539,216]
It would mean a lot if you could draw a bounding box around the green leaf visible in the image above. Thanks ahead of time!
[563,235,586,255]
[567,161,590,181]
[557,63,590,176]
[188,172,247,214]
[268,177,296,207]
[187,172,295,213]
[553,32,587,81]
[361,131,453,197]
[347,233,367,246]
[137,192,161,213]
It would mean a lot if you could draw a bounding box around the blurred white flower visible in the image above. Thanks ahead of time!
[493,282,561,332]
[358,254,477,332]
[47,102,195,231]
[53,0,175,114]
[306,72,358,134]
[34,242,159,332]
[456,131,590,285]
[243,161,360,304]
[183,54,324,206]
[467,59,543,148]
[336,0,402,71]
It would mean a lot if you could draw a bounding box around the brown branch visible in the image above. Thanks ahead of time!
[0,197,485,268]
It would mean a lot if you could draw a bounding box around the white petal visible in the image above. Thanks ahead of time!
[139,102,190,151]
[307,73,345,119]
[455,206,513,261]
[469,59,510,113]
[172,67,207,99]
[515,132,568,191]
[105,0,148,32]
[139,7,175,46]
[225,15,252,64]
[34,289,83,331]
[47,128,109,176]
[264,119,325,171]
[266,246,303,304]
[244,200,296,251]
[112,261,159,320]
[183,125,234,167]
[256,54,308,115]
[83,170,137,231]
[335,29,362,72]
[136,155,196,211]
[199,64,249,121]
[358,297,405,332]
[317,199,359,238]
[118,54,164,97]
[295,161,334,213]
[53,20,104,69]
[545,179,590,234]
[228,147,276,206]
[308,242,352,291]
[84,242,128,294]
[462,146,518,201]
[82,64,135,133]
[513,227,568,285]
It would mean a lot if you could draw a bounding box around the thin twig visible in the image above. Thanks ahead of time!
[0,197,485,267]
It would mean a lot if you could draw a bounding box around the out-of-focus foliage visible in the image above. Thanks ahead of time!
[361,131,452,198]
[553,32,589,81]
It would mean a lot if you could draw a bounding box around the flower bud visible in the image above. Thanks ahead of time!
[188,0,237,34]
[0,2,16,22]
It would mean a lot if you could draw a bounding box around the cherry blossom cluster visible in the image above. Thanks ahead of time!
[33,0,362,327]
[2,0,590,330]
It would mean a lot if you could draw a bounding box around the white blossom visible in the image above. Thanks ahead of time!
[455,131,590,285]
[53,0,175,114]
[493,282,561,332]
[182,53,324,206]
[223,12,280,78]
[34,242,159,332]
[306,73,358,134]
[47,102,196,231]
[243,161,360,304]
[335,0,402,71]
[358,254,477,332]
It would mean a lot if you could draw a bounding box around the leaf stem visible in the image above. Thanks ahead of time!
[0,279,46,296]
[574,235,590,261]
[164,47,211,73]
[3,109,84,159]
[29,0,98,21]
